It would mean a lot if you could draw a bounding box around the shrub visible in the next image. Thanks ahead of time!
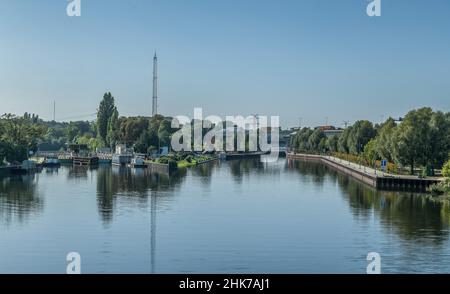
[427,183,445,196]
[157,157,169,164]
[443,160,450,178]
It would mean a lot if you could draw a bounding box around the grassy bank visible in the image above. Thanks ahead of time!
[145,153,217,169]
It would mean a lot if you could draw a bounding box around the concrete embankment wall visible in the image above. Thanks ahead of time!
[287,153,378,188]
[287,153,440,191]
[147,162,171,174]
[321,157,378,187]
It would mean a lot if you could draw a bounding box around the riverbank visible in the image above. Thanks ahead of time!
[287,153,442,191]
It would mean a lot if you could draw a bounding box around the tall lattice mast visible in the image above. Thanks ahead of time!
[152,52,158,116]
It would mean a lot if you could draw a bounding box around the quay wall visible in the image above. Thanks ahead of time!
[287,153,440,191]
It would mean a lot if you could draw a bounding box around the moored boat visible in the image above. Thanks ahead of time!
[43,157,61,167]
[129,157,147,168]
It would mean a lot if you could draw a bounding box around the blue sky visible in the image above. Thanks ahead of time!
[0,0,449,127]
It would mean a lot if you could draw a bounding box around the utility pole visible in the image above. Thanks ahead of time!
[53,100,56,121]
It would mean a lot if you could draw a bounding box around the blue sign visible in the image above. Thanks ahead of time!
[381,159,387,171]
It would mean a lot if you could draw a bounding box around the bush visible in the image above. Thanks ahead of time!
[427,183,445,196]
[443,160,450,178]
[157,157,169,164]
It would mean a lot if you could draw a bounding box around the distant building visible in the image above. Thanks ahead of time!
[315,126,344,138]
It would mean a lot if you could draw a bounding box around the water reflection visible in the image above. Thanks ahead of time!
[0,174,42,225]
[96,166,187,224]
[288,158,450,245]
[228,158,283,184]
[1,159,450,273]
[288,159,329,185]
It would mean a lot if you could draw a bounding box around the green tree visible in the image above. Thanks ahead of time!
[308,128,326,152]
[106,107,119,148]
[96,92,116,143]
[158,119,172,147]
[338,126,352,153]
[117,117,149,146]
[363,138,378,166]
[0,114,47,163]
[391,108,432,175]
[347,120,376,155]
[327,135,339,153]
[443,160,450,178]
[76,134,104,151]
[428,111,450,174]
[293,128,313,152]
[375,118,396,162]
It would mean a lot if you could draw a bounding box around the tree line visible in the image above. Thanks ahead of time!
[0,92,174,165]
[291,107,450,175]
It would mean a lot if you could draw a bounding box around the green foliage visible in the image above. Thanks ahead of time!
[113,115,174,153]
[158,119,172,147]
[363,138,378,166]
[0,114,47,163]
[327,135,339,152]
[292,128,314,152]
[427,183,445,196]
[96,92,116,143]
[346,120,376,155]
[308,128,326,152]
[118,117,149,146]
[443,160,450,178]
[391,108,434,174]
[76,135,104,151]
[374,118,396,162]
[134,130,153,153]
[106,107,119,148]
[338,126,352,153]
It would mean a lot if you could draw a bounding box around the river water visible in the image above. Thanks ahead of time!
[1,158,450,273]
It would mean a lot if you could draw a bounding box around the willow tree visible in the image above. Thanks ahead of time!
[391,108,431,175]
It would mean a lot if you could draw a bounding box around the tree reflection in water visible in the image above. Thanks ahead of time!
[96,166,187,225]
[228,158,283,184]
[0,174,42,225]
[288,158,450,245]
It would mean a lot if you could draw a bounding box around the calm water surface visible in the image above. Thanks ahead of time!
[1,159,450,273]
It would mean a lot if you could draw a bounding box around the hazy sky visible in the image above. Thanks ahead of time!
[1,0,449,128]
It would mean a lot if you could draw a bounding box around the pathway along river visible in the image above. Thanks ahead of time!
[1,158,450,273]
